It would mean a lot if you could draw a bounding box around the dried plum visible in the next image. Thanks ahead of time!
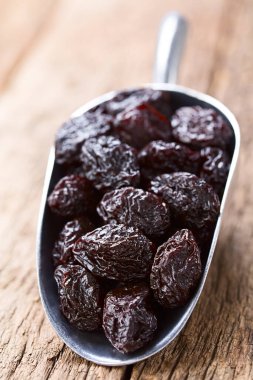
[200,147,230,197]
[52,217,94,266]
[171,106,233,149]
[102,88,171,118]
[73,223,155,281]
[48,174,98,217]
[97,187,170,238]
[80,135,140,191]
[138,140,200,180]
[55,111,112,164]
[149,172,220,230]
[54,264,102,331]
[114,103,171,150]
[103,284,157,353]
[66,163,85,177]
[150,229,202,308]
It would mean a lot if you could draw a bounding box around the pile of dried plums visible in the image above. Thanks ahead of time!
[47,88,233,354]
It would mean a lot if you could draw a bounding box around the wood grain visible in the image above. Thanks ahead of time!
[0,0,252,379]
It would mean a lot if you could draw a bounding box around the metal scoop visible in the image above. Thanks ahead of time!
[36,12,240,366]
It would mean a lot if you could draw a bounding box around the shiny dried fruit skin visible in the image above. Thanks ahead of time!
[103,284,157,353]
[171,106,233,149]
[200,146,230,197]
[150,229,202,308]
[102,88,172,118]
[52,217,95,266]
[149,172,220,230]
[73,223,155,281]
[97,187,170,238]
[114,103,172,150]
[80,135,140,192]
[138,140,200,180]
[55,111,112,164]
[48,174,98,217]
[54,264,102,331]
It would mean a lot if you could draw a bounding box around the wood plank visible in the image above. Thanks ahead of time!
[0,0,252,379]
[0,0,59,92]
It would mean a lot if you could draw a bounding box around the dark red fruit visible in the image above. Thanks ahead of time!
[171,106,233,149]
[66,164,85,177]
[52,217,95,267]
[97,187,170,238]
[73,223,155,281]
[138,140,200,180]
[54,264,102,331]
[114,103,171,150]
[150,229,202,308]
[149,172,220,230]
[48,174,98,217]
[103,284,157,353]
[80,135,140,192]
[200,147,230,197]
[55,111,112,164]
[102,88,172,118]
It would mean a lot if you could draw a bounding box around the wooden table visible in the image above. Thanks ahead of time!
[1,0,252,379]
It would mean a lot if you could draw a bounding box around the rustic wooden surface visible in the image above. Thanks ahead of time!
[0,0,252,379]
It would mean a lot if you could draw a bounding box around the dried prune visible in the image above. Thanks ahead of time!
[149,172,220,230]
[171,106,233,149]
[80,135,140,192]
[52,217,94,266]
[114,103,171,150]
[97,187,170,238]
[54,264,102,331]
[55,111,113,164]
[150,229,202,308]
[103,284,157,353]
[66,163,85,177]
[48,174,98,217]
[192,225,215,256]
[102,88,172,118]
[138,140,200,180]
[73,223,155,281]
[200,146,230,197]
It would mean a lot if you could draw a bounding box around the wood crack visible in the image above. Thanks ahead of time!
[45,345,65,380]
[121,365,133,380]
[8,341,27,378]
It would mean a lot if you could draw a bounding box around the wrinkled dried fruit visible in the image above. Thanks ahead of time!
[149,172,220,230]
[73,223,155,281]
[48,174,98,217]
[114,103,171,149]
[80,135,140,191]
[97,187,170,238]
[66,164,85,177]
[200,146,230,197]
[54,264,102,331]
[150,229,202,308]
[171,106,233,149]
[102,88,171,118]
[138,140,200,180]
[192,225,215,255]
[52,217,95,266]
[55,111,112,164]
[103,284,157,353]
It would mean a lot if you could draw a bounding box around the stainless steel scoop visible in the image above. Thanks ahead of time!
[36,12,240,366]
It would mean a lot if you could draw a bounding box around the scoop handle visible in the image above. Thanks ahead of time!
[153,12,187,84]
